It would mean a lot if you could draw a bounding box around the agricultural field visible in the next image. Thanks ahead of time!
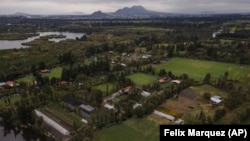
[126,73,158,86]
[155,57,250,82]
[92,117,159,141]
[157,84,229,124]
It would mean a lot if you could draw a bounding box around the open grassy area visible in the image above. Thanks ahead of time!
[92,118,159,141]
[126,27,165,32]
[188,84,228,99]
[93,83,115,96]
[42,67,62,79]
[126,73,158,86]
[155,57,250,81]
[16,75,35,83]
[16,67,62,83]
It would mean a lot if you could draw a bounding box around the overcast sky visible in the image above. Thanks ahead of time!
[0,0,249,15]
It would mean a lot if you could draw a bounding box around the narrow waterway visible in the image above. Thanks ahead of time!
[0,32,84,50]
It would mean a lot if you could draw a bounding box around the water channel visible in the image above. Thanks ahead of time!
[0,32,84,50]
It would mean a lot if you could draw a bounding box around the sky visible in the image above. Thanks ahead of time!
[0,0,250,15]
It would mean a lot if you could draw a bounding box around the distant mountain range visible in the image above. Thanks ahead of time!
[89,6,178,19]
[2,5,249,19]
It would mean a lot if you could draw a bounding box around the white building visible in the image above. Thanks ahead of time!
[141,91,151,97]
[210,95,222,104]
[34,110,70,136]
[104,103,115,110]
[153,110,175,121]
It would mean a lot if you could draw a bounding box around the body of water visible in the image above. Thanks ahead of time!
[0,32,84,50]
[0,126,25,141]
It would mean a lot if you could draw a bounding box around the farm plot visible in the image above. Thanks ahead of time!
[155,84,229,124]
[158,89,198,117]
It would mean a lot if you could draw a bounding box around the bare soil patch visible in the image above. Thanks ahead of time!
[160,91,198,116]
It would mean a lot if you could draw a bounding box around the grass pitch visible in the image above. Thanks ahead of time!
[155,57,250,81]
[126,73,158,86]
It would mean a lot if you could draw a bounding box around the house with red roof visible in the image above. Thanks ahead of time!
[6,81,15,87]
[158,77,168,83]
[40,69,50,73]
[122,86,134,95]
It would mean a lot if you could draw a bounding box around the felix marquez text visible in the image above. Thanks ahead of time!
[163,128,248,139]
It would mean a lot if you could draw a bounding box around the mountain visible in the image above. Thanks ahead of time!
[89,10,111,19]
[112,5,174,18]
[88,5,177,19]
[114,6,149,16]
[5,5,227,19]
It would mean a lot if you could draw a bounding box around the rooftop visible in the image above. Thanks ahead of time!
[79,104,95,112]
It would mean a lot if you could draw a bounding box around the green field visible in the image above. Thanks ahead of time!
[92,118,159,141]
[155,57,250,81]
[16,75,35,83]
[188,84,228,99]
[93,83,115,95]
[16,67,62,83]
[126,73,158,86]
[42,67,62,79]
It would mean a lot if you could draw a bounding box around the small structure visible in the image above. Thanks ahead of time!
[210,95,222,105]
[133,103,142,109]
[79,103,95,119]
[171,80,181,84]
[40,69,50,73]
[123,86,133,94]
[158,77,168,83]
[141,91,151,97]
[61,95,83,110]
[141,54,152,59]
[104,103,115,110]
[175,118,184,125]
[79,104,95,113]
[5,81,15,87]
[122,53,127,56]
[0,82,6,87]
[153,110,175,121]
[120,63,127,67]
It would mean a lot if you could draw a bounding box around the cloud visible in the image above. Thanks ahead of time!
[0,0,249,14]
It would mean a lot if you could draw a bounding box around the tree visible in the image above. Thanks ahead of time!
[203,92,211,101]
[203,73,211,84]
[158,69,167,76]
[38,61,46,70]
[213,108,226,122]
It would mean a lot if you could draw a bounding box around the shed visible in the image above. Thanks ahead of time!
[141,91,151,97]
[210,95,222,104]
[153,110,175,121]
[79,104,95,113]
[104,103,114,110]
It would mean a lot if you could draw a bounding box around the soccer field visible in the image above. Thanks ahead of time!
[155,57,250,81]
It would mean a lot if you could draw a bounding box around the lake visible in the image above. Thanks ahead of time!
[0,126,25,141]
[0,32,84,50]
